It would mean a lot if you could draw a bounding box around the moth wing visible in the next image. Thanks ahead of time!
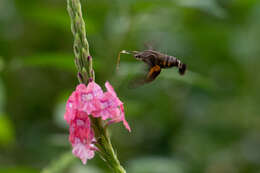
[145,65,161,83]
[128,65,161,89]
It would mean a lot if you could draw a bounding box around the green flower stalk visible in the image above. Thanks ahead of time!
[66,0,128,172]
[67,0,93,83]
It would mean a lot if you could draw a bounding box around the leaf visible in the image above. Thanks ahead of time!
[21,5,97,34]
[0,167,39,173]
[21,53,76,71]
[177,0,227,18]
[0,114,15,147]
[0,77,5,113]
[128,157,184,173]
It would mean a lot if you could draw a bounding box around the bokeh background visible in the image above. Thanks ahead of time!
[1,0,260,172]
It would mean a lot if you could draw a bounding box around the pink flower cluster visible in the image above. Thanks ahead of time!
[64,81,130,164]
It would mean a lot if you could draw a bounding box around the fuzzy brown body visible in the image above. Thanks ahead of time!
[138,50,179,68]
[117,49,187,87]
[133,50,186,75]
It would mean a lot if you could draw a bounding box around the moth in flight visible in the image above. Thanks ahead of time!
[117,49,187,87]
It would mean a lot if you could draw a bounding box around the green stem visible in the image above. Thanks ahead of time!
[67,0,126,172]
[91,118,126,173]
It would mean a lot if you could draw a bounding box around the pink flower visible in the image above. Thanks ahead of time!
[69,111,96,164]
[105,82,131,132]
[64,91,77,124]
[92,82,131,132]
[92,92,121,120]
[65,82,103,123]
[64,81,131,164]
[74,83,103,115]
[105,82,123,105]
[72,142,95,164]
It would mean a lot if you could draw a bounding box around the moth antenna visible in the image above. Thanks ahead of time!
[116,50,131,70]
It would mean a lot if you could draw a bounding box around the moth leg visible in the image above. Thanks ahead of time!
[146,65,161,83]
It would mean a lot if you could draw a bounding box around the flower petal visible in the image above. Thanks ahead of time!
[64,92,77,124]
[72,142,95,164]
[105,81,123,105]
[86,81,103,98]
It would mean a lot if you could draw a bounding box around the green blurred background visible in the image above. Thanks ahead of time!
[1,0,260,172]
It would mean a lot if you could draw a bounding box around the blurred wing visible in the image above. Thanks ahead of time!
[144,42,154,50]
[145,65,161,83]
[128,65,161,89]
[144,41,158,50]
